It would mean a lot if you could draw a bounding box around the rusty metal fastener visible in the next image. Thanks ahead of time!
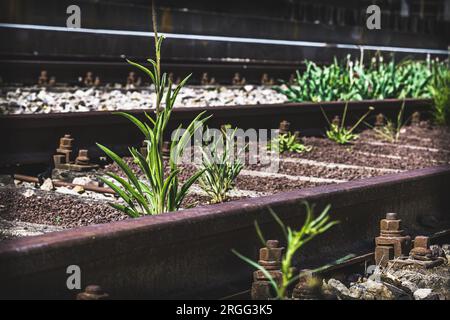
[232,72,245,86]
[251,240,283,300]
[261,73,274,86]
[278,120,291,135]
[75,149,90,165]
[332,115,340,127]
[49,76,56,86]
[56,134,74,164]
[84,71,94,86]
[409,236,433,261]
[127,71,136,85]
[38,70,48,86]
[94,76,101,87]
[375,212,411,266]
[76,285,109,300]
[375,113,385,127]
[201,72,210,86]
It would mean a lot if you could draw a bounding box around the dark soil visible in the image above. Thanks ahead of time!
[294,135,450,170]
[235,175,321,193]
[272,162,385,181]
[2,124,449,232]
[0,186,127,228]
[0,185,230,228]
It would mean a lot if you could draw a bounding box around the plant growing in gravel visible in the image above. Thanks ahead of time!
[367,101,407,143]
[233,202,341,299]
[97,7,210,216]
[198,125,245,203]
[276,55,442,102]
[429,64,450,126]
[321,103,374,145]
[268,132,312,154]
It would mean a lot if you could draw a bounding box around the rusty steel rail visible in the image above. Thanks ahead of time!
[0,165,449,299]
[0,98,431,168]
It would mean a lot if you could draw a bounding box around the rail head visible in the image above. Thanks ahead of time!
[1,165,449,299]
[1,165,448,257]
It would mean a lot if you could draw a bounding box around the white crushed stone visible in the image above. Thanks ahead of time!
[0,218,64,240]
[0,85,288,115]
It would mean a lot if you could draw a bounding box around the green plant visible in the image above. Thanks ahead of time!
[268,132,312,154]
[276,56,443,103]
[233,202,340,299]
[198,126,245,203]
[368,101,407,143]
[321,103,373,144]
[430,66,450,126]
[97,9,210,216]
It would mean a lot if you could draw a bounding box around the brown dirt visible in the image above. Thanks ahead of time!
[2,124,449,231]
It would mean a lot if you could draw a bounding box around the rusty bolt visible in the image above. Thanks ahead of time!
[266,240,279,249]
[75,149,90,165]
[279,120,291,134]
[94,76,101,87]
[251,240,283,300]
[332,116,340,127]
[385,212,398,220]
[261,73,270,86]
[375,212,411,266]
[127,72,136,85]
[375,113,385,127]
[288,74,295,85]
[49,76,56,87]
[76,285,109,300]
[201,72,210,86]
[380,219,401,232]
[38,70,49,85]
[414,236,429,249]
[60,135,73,149]
[410,236,433,260]
[232,73,242,86]
[84,72,94,86]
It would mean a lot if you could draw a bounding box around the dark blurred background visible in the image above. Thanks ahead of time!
[1,0,449,84]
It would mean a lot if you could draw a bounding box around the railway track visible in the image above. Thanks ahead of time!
[1,165,449,299]
[0,98,431,169]
[1,96,449,299]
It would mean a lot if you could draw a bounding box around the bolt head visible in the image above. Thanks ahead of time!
[414,236,429,249]
[266,240,279,248]
[386,212,398,220]
[380,219,401,231]
[259,247,283,262]
[85,285,103,294]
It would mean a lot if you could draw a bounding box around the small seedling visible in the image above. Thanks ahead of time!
[233,202,342,299]
[198,126,245,203]
[321,103,374,144]
[268,132,312,154]
[430,66,450,126]
[366,101,407,143]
